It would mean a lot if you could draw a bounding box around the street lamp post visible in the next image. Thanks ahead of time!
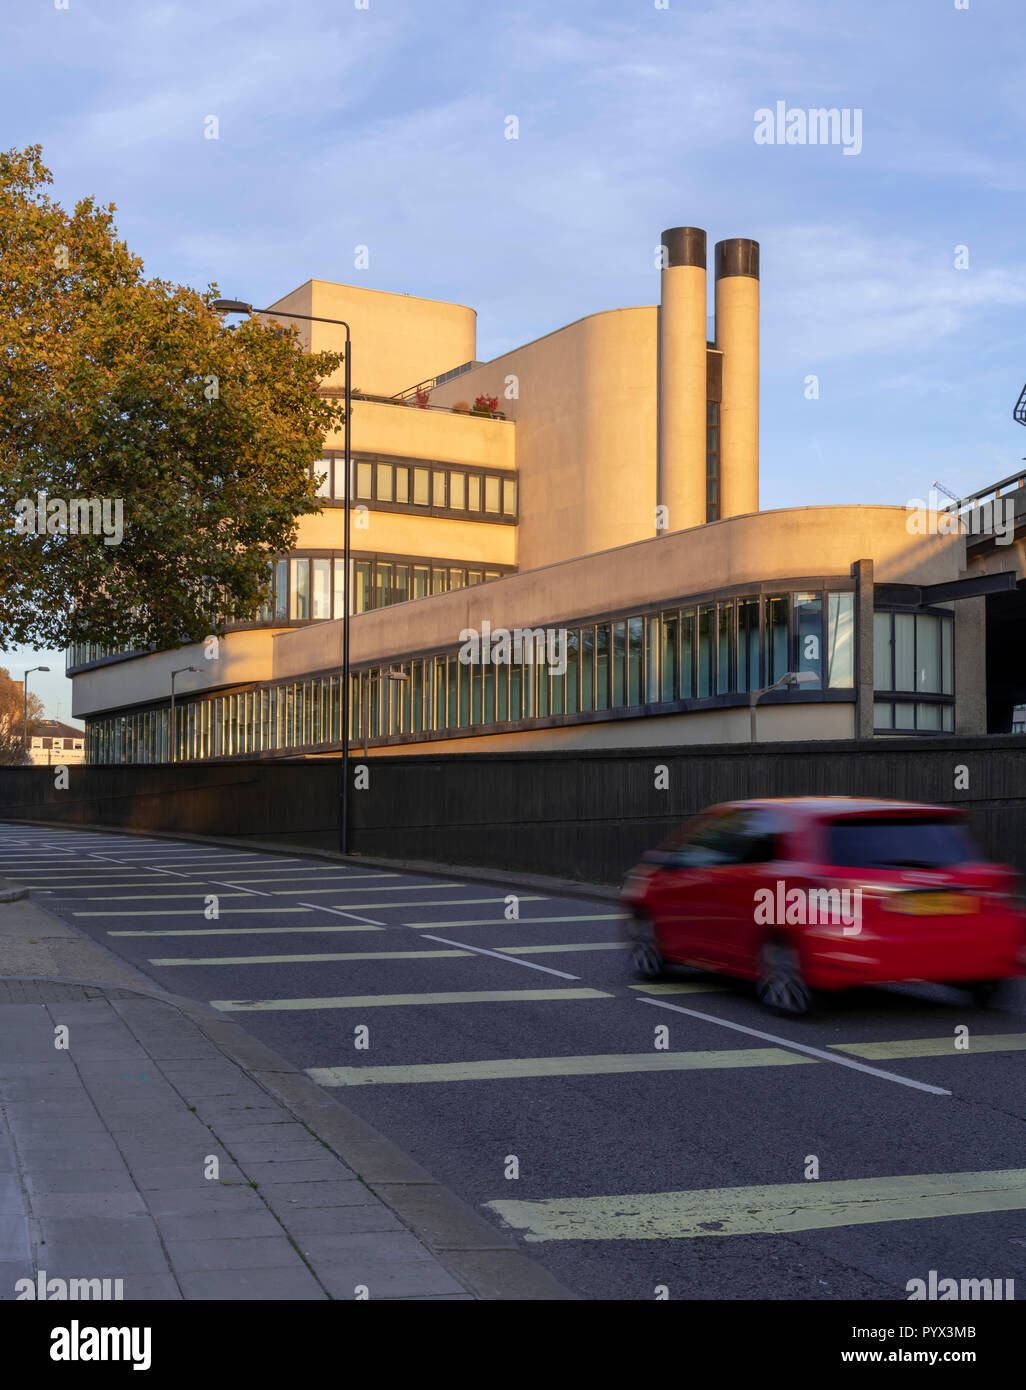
[22,666,50,762]
[211,299,352,855]
[169,667,200,764]
[749,670,817,744]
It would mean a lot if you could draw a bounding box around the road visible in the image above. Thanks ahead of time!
[3,822,1025,1301]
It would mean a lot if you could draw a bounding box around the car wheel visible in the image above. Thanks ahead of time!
[964,979,1002,1008]
[756,936,813,1017]
[629,914,668,981]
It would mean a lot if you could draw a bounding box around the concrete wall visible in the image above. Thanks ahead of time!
[430,307,659,571]
[335,399,515,471]
[295,510,516,568]
[71,630,280,722]
[351,703,853,756]
[264,281,477,398]
[272,504,965,677]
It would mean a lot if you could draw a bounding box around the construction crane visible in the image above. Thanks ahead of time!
[1015,382,1026,426]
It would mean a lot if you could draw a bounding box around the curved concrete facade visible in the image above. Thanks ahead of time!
[431,307,659,571]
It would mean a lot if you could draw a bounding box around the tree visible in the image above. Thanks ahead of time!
[0,667,44,764]
[0,146,346,654]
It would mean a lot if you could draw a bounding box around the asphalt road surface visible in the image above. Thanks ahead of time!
[4,822,1025,1302]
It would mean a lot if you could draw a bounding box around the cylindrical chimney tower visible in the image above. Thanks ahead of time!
[715,237,759,518]
[657,226,707,535]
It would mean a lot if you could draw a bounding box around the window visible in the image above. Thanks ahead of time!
[737,597,759,692]
[827,593,854,689]
[274,559,287,620]
[827,817,976,869]
[357,462,373,499]
[314,461,331,498]
[484,476,501,513]
[680,608,695,698]
[697,604,713,697]
[503,478,517,516]
[468,475,482,511]
[395,466,409,503]
[413,468,430,505]
[767,596,788,685]
[376,463,393,502]
[333,559,347,620]
[290,558,310,619]
[450,472,465,509]
[312,559,331,619]
[873,609,954,733]
[628,617,643,705]
[595,624,610,710]
[716,601,733,694]
[580,628,594,711]
[432,471,447,507]
[355,561,372,613]
[373,563,391,609]
[794,592,823,689]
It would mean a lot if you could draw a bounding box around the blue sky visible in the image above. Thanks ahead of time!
[3,0,1023,718]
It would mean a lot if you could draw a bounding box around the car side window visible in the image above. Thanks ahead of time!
[734,811,787,864]
[669,810,757,868]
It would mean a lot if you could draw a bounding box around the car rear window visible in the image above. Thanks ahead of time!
[826,817,979,869]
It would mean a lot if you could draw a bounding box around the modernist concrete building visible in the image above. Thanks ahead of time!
[69,227,1021,763]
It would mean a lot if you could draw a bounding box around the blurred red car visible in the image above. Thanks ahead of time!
[621,798,1026,1016]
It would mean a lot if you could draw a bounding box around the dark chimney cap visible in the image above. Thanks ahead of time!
[661,227,706,270]
[715,238,760,280]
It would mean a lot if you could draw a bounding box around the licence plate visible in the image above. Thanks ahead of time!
[889,892,979,916]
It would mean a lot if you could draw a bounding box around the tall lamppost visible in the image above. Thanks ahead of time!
[169,667,200,763]
[749,670,817,743]
[211,299,352,854]
[23,666,50,761]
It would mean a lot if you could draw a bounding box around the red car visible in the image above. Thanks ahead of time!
[621,798,1026,1016]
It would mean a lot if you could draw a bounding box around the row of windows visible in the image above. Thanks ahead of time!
[87,589,864,762]
[873,610,954,696]
[312,454,517,519]
[67,640,133,668]
[874,701,954,733]
[254,554,512,623]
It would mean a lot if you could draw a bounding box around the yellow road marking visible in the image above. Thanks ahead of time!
[109,924,383,936]
[308,1047,815,1087]
[211,987,612,1012]
[629,982,727,995]
[406,914,623,928]
[151,948,470,966]
[75,907,315,916]
[834,1033,1026,1059]
[486,1168,1026,1241]
[497,942,628,954]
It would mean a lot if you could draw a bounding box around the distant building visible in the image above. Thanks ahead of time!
[28,719,86,766]
[68,225,1023,762]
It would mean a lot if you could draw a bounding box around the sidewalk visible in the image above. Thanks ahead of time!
[0,886,574,1302]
